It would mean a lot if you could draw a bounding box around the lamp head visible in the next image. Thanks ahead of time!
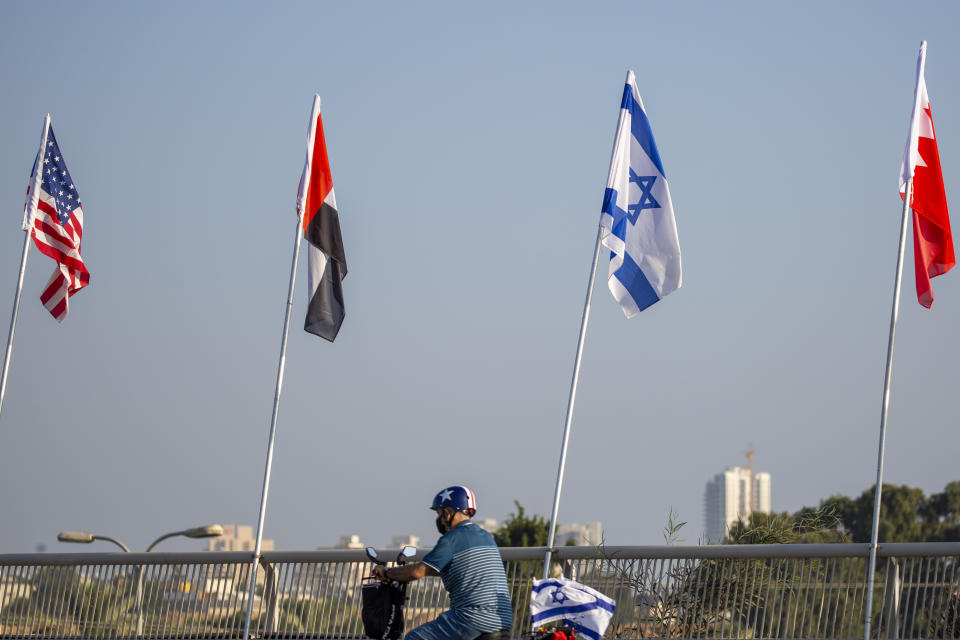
[183,524,224,539]
[57,531,95,544]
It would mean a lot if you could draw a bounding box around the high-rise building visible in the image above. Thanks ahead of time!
[704,466,772,543]
[334,534,365,549]
[206,525,274,552]
[556,522,603,546]
[475,517,499,534]
[754,472,772,513]
[390,535,420,548]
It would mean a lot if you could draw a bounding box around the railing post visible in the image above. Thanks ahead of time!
[134,565,145,636]
[260,558,280,635]
[882,558,901,639]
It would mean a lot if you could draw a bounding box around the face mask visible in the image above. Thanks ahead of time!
[435,515,447,534]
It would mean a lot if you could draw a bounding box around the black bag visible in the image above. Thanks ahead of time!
[361,579,405,640]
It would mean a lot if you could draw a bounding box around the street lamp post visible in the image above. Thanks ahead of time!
[145,525,224,552]
[135,525,224,634]
[57,531,131,552]
[56,525,224,635]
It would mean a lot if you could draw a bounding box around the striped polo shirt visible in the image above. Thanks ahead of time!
[422,521,513,631]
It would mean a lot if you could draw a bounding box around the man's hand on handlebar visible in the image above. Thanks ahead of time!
[370,562,434,583]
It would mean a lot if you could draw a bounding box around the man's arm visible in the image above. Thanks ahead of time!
[375,562,439,583]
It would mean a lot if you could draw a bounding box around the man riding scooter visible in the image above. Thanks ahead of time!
[372,486,514,640]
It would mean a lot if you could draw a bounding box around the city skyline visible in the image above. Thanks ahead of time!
[196,519,603,552]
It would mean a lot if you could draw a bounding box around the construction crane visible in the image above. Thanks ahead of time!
[741,445,756,510]
[741,445,755,472]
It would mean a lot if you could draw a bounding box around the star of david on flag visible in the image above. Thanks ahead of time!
[600,71,682,317]
[530,577,615,640]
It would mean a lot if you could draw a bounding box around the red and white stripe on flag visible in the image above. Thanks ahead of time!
[23,120,89,321]
[33,198,88,321]
[900,41,953,308]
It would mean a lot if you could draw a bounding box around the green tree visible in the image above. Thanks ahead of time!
[727,506,847,544]
[793,481,960,542]
[928,481,960,541]
[931,481,960,523]
[493,501,551,547]
[817,493,858,535]
[871,484,929,541]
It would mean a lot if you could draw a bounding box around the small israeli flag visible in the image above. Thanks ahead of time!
[600,71,682,317]
[530,577,615,640]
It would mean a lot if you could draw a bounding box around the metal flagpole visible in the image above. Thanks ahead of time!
[0,115,51,421]
[0,232,34,419]
[862,178,912,640]
[242,216,303,639]
[542,224,604,580]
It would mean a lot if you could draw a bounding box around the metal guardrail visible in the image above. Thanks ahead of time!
[0,543,956,639]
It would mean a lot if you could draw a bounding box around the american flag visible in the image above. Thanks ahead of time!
[23,123,89,322]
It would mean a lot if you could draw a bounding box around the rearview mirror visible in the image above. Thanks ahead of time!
[401,545,417,559]
[366,546,379,562]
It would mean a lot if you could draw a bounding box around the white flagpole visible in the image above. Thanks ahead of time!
[863,42,928,640]
[863,179,911,640]
[242,216,303,639]
[542,224,603,579]
[0,114,51,421]
[0,232,34,419]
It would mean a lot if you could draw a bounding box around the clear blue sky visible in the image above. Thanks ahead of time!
[0,1,958,552]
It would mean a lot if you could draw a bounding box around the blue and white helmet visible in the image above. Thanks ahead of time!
[430,486,477,517]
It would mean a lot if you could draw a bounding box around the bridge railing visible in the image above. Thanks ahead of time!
[0,542,956,639]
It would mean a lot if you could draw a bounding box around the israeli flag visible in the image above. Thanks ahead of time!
[600,71,682,317]
[530,577,615,640]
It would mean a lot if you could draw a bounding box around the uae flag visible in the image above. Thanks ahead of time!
[297,95,347,340]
